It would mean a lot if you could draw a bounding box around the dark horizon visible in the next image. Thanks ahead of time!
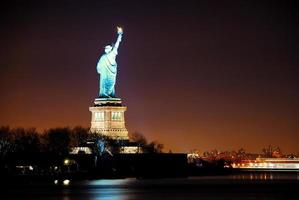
[1,0,298,153]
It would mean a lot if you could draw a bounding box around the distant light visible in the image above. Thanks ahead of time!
[262,163,267,167]
[54,180,58,184]
[63,179,70,185]
[54,166,58,170]
[64,159,70,165]
[29,166,33,171]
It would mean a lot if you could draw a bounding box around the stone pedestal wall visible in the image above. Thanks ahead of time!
[89,98,129,140]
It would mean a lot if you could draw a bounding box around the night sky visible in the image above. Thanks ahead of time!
[1,0,298,153]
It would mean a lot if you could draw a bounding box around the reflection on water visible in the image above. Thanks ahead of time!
[232,173,274,180]
[3,173,299,200]
[85,179,133,200]
[232,172,299,181]
[88,179,131,186]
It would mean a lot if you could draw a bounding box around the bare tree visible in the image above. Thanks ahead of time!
[129,131,147,146]
[42,127,71,155]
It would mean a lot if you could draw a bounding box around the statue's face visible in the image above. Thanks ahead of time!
[104,45,112,53]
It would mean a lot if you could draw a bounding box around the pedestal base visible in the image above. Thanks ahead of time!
[89,98,129,140]
[94,98,122,106]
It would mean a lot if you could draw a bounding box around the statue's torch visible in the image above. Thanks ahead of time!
[117,26,123,34]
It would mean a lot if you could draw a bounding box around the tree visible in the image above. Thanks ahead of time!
[129,131,164,153]
[0,127,41,154]
[272,146,283,158]
[236,148,247,160]
[69,126,89,147]
[147,141,164,153]
[13,128,40,153]
[262,145,283,158]
[42,127,71,155]
[129,131,147,146]
[0,126,14,157]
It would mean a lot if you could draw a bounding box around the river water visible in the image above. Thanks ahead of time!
[2,172,299,200]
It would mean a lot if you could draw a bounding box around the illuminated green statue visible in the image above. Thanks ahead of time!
[97,27,123,98]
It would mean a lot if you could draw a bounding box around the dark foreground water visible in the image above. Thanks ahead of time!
[2,172,299,200]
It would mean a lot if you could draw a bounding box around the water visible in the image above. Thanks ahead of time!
[2,173,299,200]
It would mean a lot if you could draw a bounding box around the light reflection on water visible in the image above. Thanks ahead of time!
[71,179,135,200]
[88,188,131,200]
[232,173,274,180]
[67,174,299,200]
[231,172,299,181]
[4,173,299,200]
[88,179,132,186]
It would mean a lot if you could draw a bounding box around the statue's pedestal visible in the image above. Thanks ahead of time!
[89,98,129,140]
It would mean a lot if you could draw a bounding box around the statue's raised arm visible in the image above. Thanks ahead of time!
[112,27,123,54]
[96,27,124,98]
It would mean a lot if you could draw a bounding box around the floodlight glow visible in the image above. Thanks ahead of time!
[64,159,70,165]
[63,179,70,185]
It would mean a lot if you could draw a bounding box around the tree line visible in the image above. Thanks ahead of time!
[0,126,89,156]
[0,126,164,157]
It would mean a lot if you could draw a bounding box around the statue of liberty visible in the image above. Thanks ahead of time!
[97,27,123,98]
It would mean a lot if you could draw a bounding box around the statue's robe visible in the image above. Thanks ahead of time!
[97,49,118,98]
